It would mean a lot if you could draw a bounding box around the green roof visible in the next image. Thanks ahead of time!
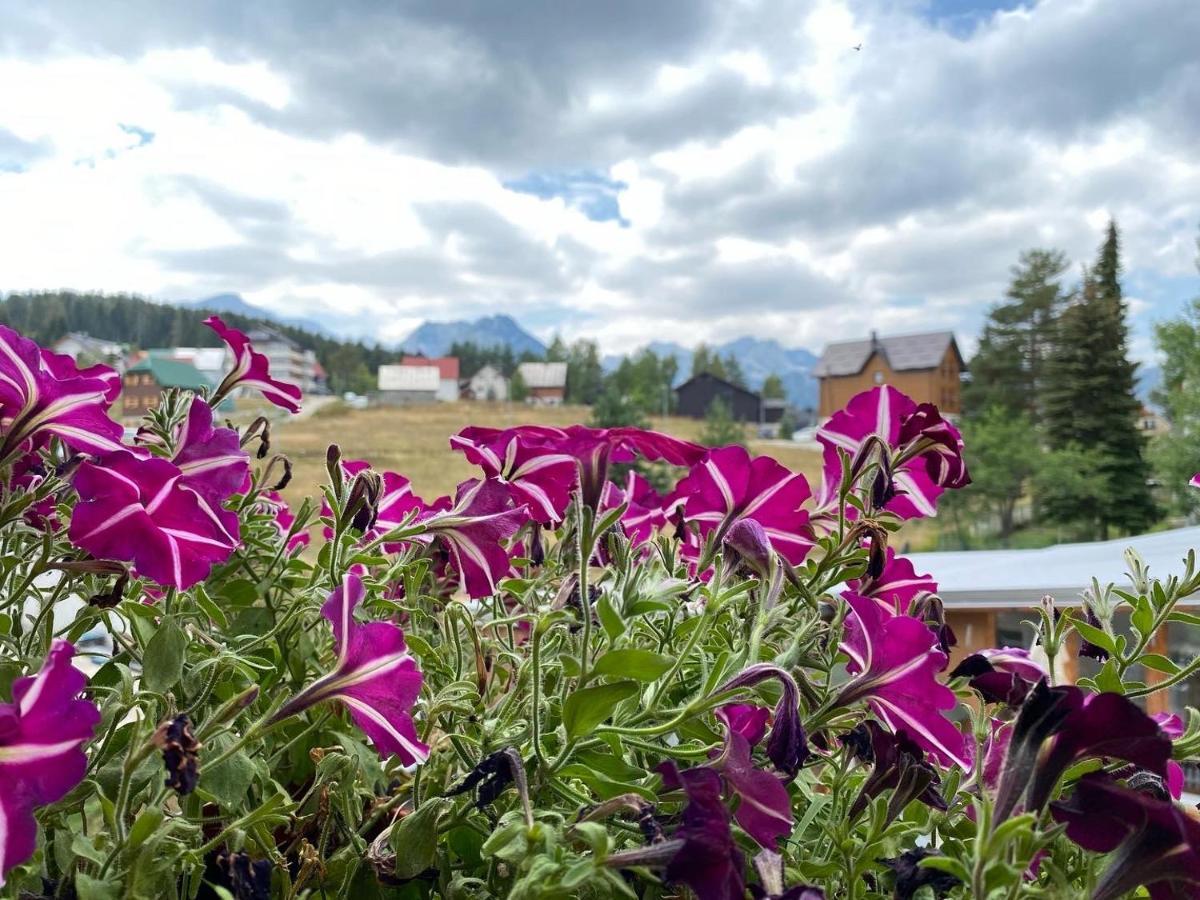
[127,357,212,390]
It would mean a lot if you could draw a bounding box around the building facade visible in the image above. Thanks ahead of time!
[377,364,439,405]
[674,372,762,421]
[121,358,212,417]
[517,362,567,405]
[814,331,964,419]
[401,355,460,401]
[464,364,509,401]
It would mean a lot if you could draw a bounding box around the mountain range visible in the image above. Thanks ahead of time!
[399,314,548,357]
[185,293,330,336]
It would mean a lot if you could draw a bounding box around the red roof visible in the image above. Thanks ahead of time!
[401,355,459,380]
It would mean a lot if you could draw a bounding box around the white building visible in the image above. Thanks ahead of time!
[377,364,440,404]
[52,333,127,369]
[245,326,321,394]
[465,364,509,402]
[400,356,460,402]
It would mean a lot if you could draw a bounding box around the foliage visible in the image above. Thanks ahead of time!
[692,343,746,387]
[1150,232,1200,515]
[590,384,650,429]
[605,349,678,419]
[761,373,786,400]
[956,408,1042,540]
[1,322,1198,900]
[699,396,745,447]
[509,367,529,403]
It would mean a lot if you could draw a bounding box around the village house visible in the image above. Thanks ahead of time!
[147,347,230,388]
[813,330,964,420]
[401,355,460,401]
[463,364,509,401]
[243,326,323,394]
[52,332,127,370]
[674,372,763,422]
[376,364,440,405]
[517,361,568,405]
[120,357,212,417]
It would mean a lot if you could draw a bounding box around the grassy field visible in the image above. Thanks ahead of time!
[269,400,824,508]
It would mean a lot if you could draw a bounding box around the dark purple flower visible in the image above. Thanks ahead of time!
[992,680,1172,821]
[895,402,970,489]
[675,446,814,566]
[0,324,124,458]
[843,721,947,822]
[950,647,1046,708]
[709,714,794,850]
[69,449,240,589]
[205,315,303,413]
[837,592,970,770]
[657,762,747,900]
[153,714,200,795]
[1051,773,1200,900]
[0,640,101,886]
[717,703,770,748]
[719,663,809,778]
[881,848,961,900]
[275,573,427,764]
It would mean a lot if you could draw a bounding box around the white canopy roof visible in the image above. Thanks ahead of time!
[907,526,1200,609]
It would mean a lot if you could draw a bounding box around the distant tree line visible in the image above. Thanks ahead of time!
[0,291,394,395]
[951,221,1159,544]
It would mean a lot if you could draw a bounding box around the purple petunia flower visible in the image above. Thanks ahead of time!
[171,397,251,506]
[204,316,303,413]
[1051,773,1200,900]
[949,647,1047,707]
[456,424,705,508]
[837,592,970,770]
[718,664,809,779]
[450,429,578,524]
[657,762,747,900]
[275,573,427,764]
[599,469,669,546]
[69,449,240,590]
[0,324,124,459]
[849,548,938,611]
[675,446,813,566]
[39,348,122,404]
[992,679,1172,822]
[709,711,794,849]
[842,721,948,822]
[0,640,101,885]
[816,386,968,520]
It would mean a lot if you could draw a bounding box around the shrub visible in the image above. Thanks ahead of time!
[0,322,1197,899]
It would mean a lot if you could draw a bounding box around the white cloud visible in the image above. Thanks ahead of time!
[0,0,1196,360]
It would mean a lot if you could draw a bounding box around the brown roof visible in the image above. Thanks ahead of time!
[813,331,960,377]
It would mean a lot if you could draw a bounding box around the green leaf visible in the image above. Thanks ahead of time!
[219,579,259,607]
[1168,611,1200,627]
[390,798,452,880]
[193,589,230,630]
[142,619,188,692]
[74,873,119,900]
[1131,595,1155,638]
[918,856,972,885]
[1072,619,1116,656]
[200,749,257,806]
[591,649,674,682]
[1092,658,1125,693]
[1139,653,1180,675]
[596,594,626,642]
[127,808,164,850]
[562,681,638,738]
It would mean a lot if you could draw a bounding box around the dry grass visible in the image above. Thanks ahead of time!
[270,401,823,507]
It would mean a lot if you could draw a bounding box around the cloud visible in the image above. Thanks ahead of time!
[0,0,1196,361]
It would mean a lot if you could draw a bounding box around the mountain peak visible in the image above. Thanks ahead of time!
[401,315,546,357]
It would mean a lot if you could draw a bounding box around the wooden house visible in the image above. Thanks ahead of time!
[814,331,964,419]
[121,358,212,417]
[674,372,762,421]
[517,362,568,405]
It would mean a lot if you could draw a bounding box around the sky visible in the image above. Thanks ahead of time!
[0,0,1197,360]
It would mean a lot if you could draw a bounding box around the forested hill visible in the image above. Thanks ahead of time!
[0,291,393,393]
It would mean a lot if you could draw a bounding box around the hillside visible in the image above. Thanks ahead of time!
[0,291,394,394]
[185,292,329,336]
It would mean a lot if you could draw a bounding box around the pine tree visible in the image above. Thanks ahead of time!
[964,249,1069,421]
[1042,221,1156,538]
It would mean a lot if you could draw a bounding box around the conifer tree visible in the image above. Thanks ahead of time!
[964,249,1069,421]
[1042,221,1156,538]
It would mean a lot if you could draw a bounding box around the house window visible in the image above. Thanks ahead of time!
[873,371,884,385]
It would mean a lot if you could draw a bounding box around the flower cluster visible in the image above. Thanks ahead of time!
[1,317,1197,900]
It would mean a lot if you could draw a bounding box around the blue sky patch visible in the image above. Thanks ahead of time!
[504,169,629,225]
[119,123,156,147]
[924,0,1030,36]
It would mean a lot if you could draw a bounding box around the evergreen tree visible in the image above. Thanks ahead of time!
[761,373,786,400]
[564,340,605,405]
[964,249,1069,420]
[509,369,529,403]
[691,343,729,381]
[699,397,745,448]
[1041,221,1157,538]
[723,354,746,388]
